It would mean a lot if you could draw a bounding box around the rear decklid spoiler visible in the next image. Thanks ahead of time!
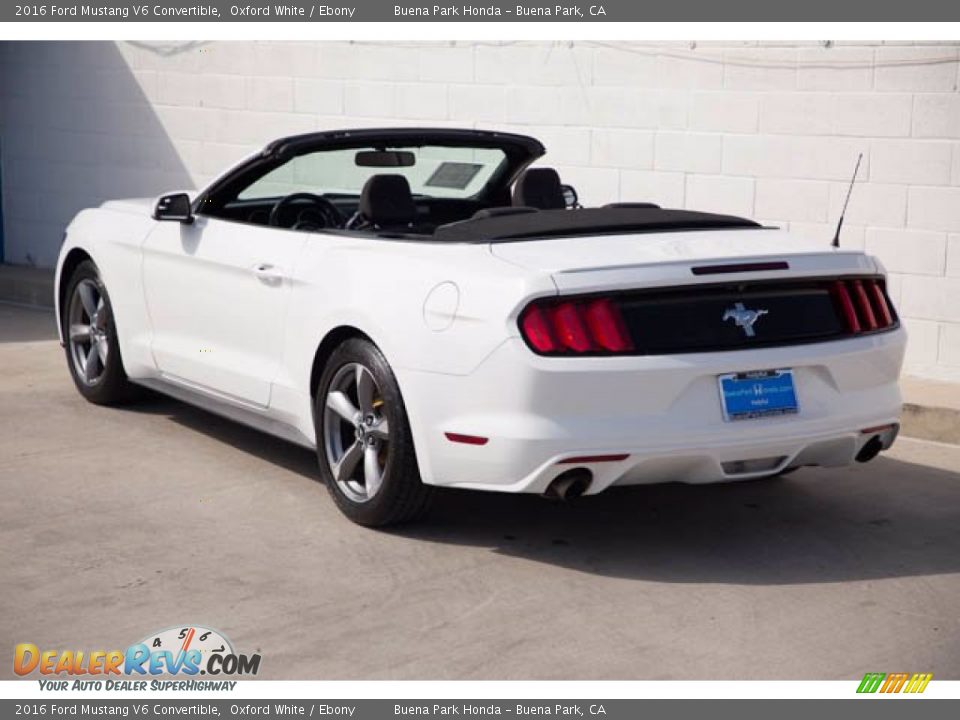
[489,228,878,294]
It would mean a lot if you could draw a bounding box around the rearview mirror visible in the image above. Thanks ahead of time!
[561,184,579,209]
[355,150,416,168]
[154,193,193,223]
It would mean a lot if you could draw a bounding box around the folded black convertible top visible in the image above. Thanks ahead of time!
[433,207,762,243]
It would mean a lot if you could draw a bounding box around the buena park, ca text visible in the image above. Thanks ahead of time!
[396,705,608,716]
[396,5,606,16]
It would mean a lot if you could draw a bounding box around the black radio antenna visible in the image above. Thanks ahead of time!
[832,153,863,248]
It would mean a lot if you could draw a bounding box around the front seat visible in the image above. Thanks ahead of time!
[512,167,566,210]
[358,174,418,232]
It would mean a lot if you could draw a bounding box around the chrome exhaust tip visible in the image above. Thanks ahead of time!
[856,435,884,463]
[544,468,593,501]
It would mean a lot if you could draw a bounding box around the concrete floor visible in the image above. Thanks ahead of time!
[1,303,959,680]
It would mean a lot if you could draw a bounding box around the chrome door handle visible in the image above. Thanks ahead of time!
[252,263,284,284]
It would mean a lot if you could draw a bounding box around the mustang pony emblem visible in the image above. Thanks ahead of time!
[723,302,768,337]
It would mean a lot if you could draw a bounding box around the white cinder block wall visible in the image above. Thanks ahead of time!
[1,40,959,380]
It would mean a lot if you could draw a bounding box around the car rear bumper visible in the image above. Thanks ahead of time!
[399,328,906,493]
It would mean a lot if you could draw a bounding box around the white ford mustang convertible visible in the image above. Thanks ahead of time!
[55,128,906,526]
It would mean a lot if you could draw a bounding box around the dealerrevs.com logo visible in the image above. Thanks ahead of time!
[857,672,933,694]
[14,626,261,689]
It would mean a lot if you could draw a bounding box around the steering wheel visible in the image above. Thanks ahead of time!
[268,193,344,230]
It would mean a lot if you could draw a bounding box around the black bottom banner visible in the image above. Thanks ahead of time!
[2,700,957,720]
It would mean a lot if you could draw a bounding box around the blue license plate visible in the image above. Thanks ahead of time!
[718,369,799,421]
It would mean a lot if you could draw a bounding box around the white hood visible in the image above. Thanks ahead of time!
[100,191,197,216]
[100,198,156,214]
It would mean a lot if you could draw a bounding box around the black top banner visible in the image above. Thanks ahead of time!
[1,700,958,720]
[5,0,960,22]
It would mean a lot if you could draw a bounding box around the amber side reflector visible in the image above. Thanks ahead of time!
[444,432,489,446]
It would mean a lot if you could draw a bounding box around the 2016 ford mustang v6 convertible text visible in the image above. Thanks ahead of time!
[55,128,905,526]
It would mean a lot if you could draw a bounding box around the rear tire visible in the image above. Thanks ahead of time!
[314,337,432,527]
[62,260,139,405]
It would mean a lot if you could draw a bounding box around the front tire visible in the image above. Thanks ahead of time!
[315,337,431,527]
[62,260,138,405]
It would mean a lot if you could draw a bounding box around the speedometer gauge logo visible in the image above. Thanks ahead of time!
[139,626,234,674]
[127,624,260,676]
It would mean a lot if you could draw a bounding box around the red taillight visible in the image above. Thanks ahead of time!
[866,281,894,327]
[519,304,558,353]
[552,301,595,353]
[519,297,633,355]
[831,278,896,335]
[584,298,634,352]
[831,280,860,333]
[850,280,878,331]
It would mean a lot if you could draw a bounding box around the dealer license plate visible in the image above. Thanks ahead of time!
[718,369,799,422]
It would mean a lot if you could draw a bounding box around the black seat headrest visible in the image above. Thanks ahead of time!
[359,174,417,228]
[512,168,566,210]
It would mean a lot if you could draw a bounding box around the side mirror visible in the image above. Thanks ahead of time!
[154,193,193,223]
[560,184,580,209]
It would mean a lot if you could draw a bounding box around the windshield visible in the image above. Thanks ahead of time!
[238,145,508,200]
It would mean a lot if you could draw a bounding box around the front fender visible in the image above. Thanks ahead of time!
[55,206,159,377]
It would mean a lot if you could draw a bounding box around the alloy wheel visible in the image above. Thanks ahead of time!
[322,363,391,503]
[67,279,109,386]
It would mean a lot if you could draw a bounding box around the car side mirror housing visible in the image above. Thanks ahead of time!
[560,184,579,209]
[154,193,193,223]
